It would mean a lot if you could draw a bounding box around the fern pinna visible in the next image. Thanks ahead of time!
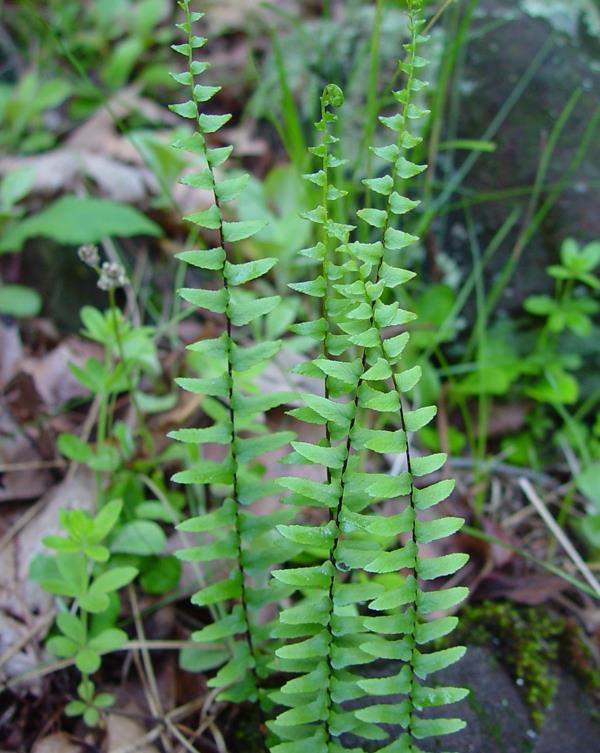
[168,0,297,705]
[272,3,469,753]
[169,1,468,752]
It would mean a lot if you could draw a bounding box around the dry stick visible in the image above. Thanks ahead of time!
[128,586,174,753]
[0,497,47,553]
[519,478,600,597]
[127,597,203,753]
[425,0,457,33]
[129,639,173,753]
[1,657,73,691]
[108,697,208,753]
[0,640,199,693]
[166,722,203,753]
[0,460,67,473]
[0,609,56,672]
[204,721,228,753]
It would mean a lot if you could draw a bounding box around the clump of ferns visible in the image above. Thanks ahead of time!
[169,2,469,753]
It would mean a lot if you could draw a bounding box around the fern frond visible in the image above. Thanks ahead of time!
[169,0,296,704]
[273,1,468,751]
[343,2,469,749]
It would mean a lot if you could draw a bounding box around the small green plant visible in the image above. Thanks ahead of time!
[0,167,41,317]
[30,499,137,726]
[31,244,183,722]
[55,246,183,585]
[6,0,175,127]
[0,71,71,153]
[523,237,600,405]
[170,2,468,751]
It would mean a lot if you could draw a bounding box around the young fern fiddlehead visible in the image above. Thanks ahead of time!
[168,0,297,706]
[272,2,468,751]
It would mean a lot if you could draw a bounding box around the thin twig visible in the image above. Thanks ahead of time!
[108,697,207,753]
[127,586,173,753]
[165,721,203,753]
[519,478,600,597]
[425,0,456,33]
[0,460,66,473]
[0,497,47,552]
[448,456,556,486]
[0,609,56,671]
[0,640,199,692]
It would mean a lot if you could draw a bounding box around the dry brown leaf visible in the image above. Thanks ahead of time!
[0,321,23,389]
[0,149,158,204]
[482,401,531,438]
[106,707,160,753]
[477,571,567,605]
[256,347,323,406]
[19,338,96,406]
[0,611,45,692]
[0,89,176,204]
[32,733,84,753]
[206,0,298,30]
[0,409,52,503]
[220,124,268,158]
[0,468,95,621]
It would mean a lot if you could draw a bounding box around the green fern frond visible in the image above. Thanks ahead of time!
[170,1,468,750]
[272,1,468,751]
[169,0,296,705]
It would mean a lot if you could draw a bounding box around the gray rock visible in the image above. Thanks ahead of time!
[445,0,600,309]
[418,647,599,753]
[339,645,599,752]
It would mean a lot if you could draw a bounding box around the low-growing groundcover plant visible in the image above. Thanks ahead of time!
[169,1,469,752]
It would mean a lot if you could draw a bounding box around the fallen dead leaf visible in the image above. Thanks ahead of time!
[0,89,176,205]
[0,147,158,205]
[19,338,96,406]
[0,468,95,622]
[32,732,85,753]
[0,408,53,503]
[476,571,567,605]
[106,707,160,753]
[0,321,23,390]
[481,400,531,438]
[256,347,323,406]
[205,0,299,30]
[0,611,50,694]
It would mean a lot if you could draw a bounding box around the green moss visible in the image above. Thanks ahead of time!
[560,617,600,698]
[448,601,600,728]
[450,601,563,728]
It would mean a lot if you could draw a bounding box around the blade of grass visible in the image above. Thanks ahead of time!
[271,34,307,171]
[519,478,600,597]
[425,0,459,33]
[417,33,555,236]
[438,139,497,152]
[440,178,600,212]
[466,206,491,515]
[423,0,479,208]
[421,207,521,361]
[356,0,383,183]
[465,89,591,359]
[463,524,600,601]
